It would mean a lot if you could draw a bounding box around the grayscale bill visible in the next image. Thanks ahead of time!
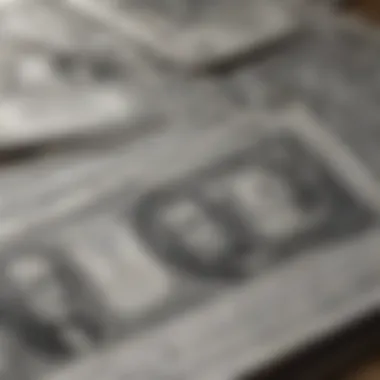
[0,2,379,380]
[0,103,379,380]
[67,0,300,68]
[0,0,161,149]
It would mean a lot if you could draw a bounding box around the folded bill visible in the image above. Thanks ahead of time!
[67,0,301,68]
[0,0,161,149]
[0,103,379,380]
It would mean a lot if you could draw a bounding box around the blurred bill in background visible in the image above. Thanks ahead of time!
[67,0,300,68]
[0,0,160,149]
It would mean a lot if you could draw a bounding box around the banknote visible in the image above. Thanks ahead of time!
[0,0,161,149]
[0,102,379,380]
[67,0,300,68]
[0,3,379,380]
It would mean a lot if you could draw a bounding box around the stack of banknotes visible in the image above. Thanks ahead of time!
[0,1,379,380]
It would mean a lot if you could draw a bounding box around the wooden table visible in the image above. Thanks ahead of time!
[344,0,380,22]
[248,315,380,380]
[344,358,380,380]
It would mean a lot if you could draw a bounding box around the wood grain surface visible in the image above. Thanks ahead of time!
[345,359,380,380]
[343,0,380,22]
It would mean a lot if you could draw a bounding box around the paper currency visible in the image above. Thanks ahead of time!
[0,2,379,380]
[0,103,379,380]
[0,0,160,149]
[67,0,300,68]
